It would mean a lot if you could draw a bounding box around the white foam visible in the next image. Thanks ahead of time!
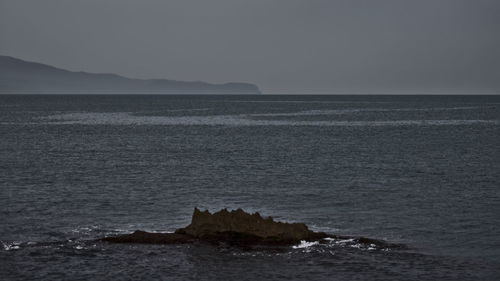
[323,238,383,251]
[250,106,484,117]
[2,242,21,251]
[166,108,211,112]
[40,112,500,127]
[250,109,361,116]
[337,238,355,244]
[292,240,319,249]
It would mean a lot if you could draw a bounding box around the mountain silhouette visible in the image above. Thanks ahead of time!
[0,55,261,94]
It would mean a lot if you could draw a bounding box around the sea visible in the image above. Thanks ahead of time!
[1,94,499,280]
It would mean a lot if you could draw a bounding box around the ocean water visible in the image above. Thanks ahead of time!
[1,94,499,280]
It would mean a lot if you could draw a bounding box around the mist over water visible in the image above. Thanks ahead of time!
[1,95,500,280]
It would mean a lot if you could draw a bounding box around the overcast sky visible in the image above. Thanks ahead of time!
[1,0,499,94]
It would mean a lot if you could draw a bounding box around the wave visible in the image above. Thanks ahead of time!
[2,241,21,251]
[292,240,320,249]
[2,235,401,253]
[150,108,211,113]
[227,100,393,104]
[39,112,500,127]
[250,106,484,117]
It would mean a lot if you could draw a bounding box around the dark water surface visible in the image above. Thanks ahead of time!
[1,95,499,280]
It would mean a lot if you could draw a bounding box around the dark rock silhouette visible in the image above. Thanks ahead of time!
[101,208,403,248]
[175,208,328,245]
[102,208,327,246]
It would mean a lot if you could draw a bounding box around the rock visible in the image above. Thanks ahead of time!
[175,208,327,245]
[99,208,405,249]
[100,208,328,246]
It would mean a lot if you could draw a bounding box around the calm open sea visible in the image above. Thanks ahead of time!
[1,94,499,280]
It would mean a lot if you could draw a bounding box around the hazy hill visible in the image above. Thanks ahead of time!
[0,55,261,94]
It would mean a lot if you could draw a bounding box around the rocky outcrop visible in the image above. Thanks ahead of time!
[101,208,327,246]
[100,208,403,248]
[175,208,328,245]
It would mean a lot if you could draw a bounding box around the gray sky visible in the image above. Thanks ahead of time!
[1,0,499,94]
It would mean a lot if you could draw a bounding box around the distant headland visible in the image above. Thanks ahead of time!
[0,55,261,94]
